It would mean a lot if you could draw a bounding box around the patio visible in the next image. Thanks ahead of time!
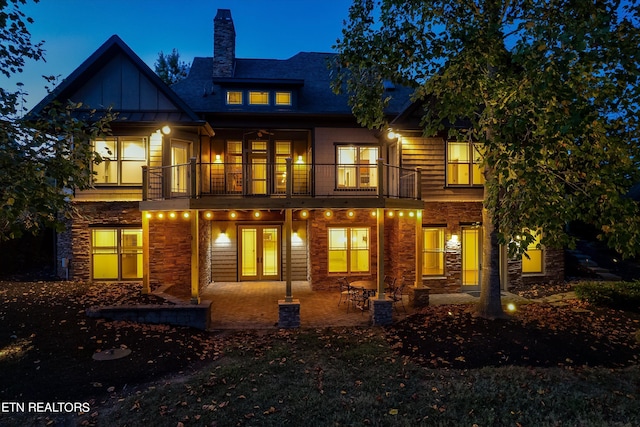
[200,281,415,329]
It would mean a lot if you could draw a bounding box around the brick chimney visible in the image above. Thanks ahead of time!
[213,9,235,78]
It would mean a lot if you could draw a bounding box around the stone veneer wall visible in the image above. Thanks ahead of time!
[421,201,483,293]
[385,215,417,287]
[308,209,379,291]
[420,201,564,292]
[56,201,141,281]
[508,247,565,287]
[199,218,213,290]
[149,219,192,294]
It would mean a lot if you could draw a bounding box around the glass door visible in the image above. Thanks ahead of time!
[239,225,280,280]
[248,140,268,195]
[461,227,481,290]
[171,140,189,196]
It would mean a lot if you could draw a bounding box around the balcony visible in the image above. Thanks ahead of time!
[141,158,422,210]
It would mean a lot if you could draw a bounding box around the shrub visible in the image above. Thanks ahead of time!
[575,281,640,312]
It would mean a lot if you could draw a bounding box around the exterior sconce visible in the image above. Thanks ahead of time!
[145,212,152,219]
[182,212,190,219]
[203,211,213,220]
[408,211,415,218]
[387,211,395,218]
[398,211,404,217]
[168,212,177,219]
[347,210,355,218]
[299,210,309,219]
[386,129,397,140]
[157,212,165,219]
[324,210,333,218]
[253,211,261,219]
[161,125,171,135]
[229,211,238,219]
[371,211,377,217]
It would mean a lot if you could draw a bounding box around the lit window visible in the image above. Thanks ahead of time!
[226,141,243,193]
[226,91,243,105]
[522,230,544,274]
[249,91,270,105]
[94,137,147,185]
[336,145,379,189]
[447,141,484,186]
[275,141,291,194]
[275,91,292,106]
[91,228,143,280]
[328,227,369,273]
[423,227,445,276]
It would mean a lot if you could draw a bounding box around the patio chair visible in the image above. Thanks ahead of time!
[338,277,354,307]
[387,276,406,313]
[383,275,396,294]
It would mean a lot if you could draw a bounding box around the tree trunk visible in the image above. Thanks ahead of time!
[476,181,507,319]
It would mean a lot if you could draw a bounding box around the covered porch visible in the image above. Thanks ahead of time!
[200,281,414,329]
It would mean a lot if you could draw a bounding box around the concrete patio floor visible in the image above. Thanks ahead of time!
[199,281,531,330]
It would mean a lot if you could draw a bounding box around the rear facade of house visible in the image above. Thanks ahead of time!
[35,9,563,309]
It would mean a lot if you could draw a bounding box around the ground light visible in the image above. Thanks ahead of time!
[507,303,517,312]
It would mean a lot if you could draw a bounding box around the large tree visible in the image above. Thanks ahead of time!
[333,0,640,317]
[0,0,113,240]
[154,48,190,85]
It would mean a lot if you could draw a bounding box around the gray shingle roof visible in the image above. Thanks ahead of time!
[171,52,414,117]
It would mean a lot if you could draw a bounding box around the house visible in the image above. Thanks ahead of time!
[30,9,563,326]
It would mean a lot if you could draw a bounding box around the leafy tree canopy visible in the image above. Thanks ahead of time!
[333,0,640,260]
[154,48,190,85]
[0,0,114,240]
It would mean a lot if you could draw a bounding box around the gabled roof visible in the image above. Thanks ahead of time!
[29,35,206,127]
[172,52,414,117]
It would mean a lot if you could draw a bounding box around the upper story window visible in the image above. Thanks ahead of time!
[447,141,484,186]
[336,145,379,189]
[275,91,292,106]
[93,137,147,185]
[226,91,243,105]
[248,91,270,105]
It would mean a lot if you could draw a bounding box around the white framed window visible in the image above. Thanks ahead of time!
[336,145,379,189]
[226,91,243,105]
[93,137,147,185]
[328,227,370,274]
[248,91,270,105]
[447,141,484,186]
[423,227,445,276]
[91,228,143,280]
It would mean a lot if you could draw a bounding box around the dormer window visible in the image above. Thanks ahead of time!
[275,91,292,106]
[226,91,243,105]
[249,91,270,105]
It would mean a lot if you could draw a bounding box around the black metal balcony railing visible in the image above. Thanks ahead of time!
[142,158,421,201]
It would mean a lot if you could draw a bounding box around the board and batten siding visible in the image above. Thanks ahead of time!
[210,221,308,282]
[401,136,484,202]
[71,52,178,112]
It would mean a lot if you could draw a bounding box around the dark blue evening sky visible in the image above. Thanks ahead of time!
[5,0,353,110]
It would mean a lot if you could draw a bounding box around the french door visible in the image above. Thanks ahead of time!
[239,225,280,280]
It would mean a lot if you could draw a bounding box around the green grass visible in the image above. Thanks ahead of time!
[89,328,640,427]
[575,280,640,312]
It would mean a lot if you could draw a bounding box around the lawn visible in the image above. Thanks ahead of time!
[0,280,638,426]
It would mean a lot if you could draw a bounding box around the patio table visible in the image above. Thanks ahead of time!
[349,280,377,311]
